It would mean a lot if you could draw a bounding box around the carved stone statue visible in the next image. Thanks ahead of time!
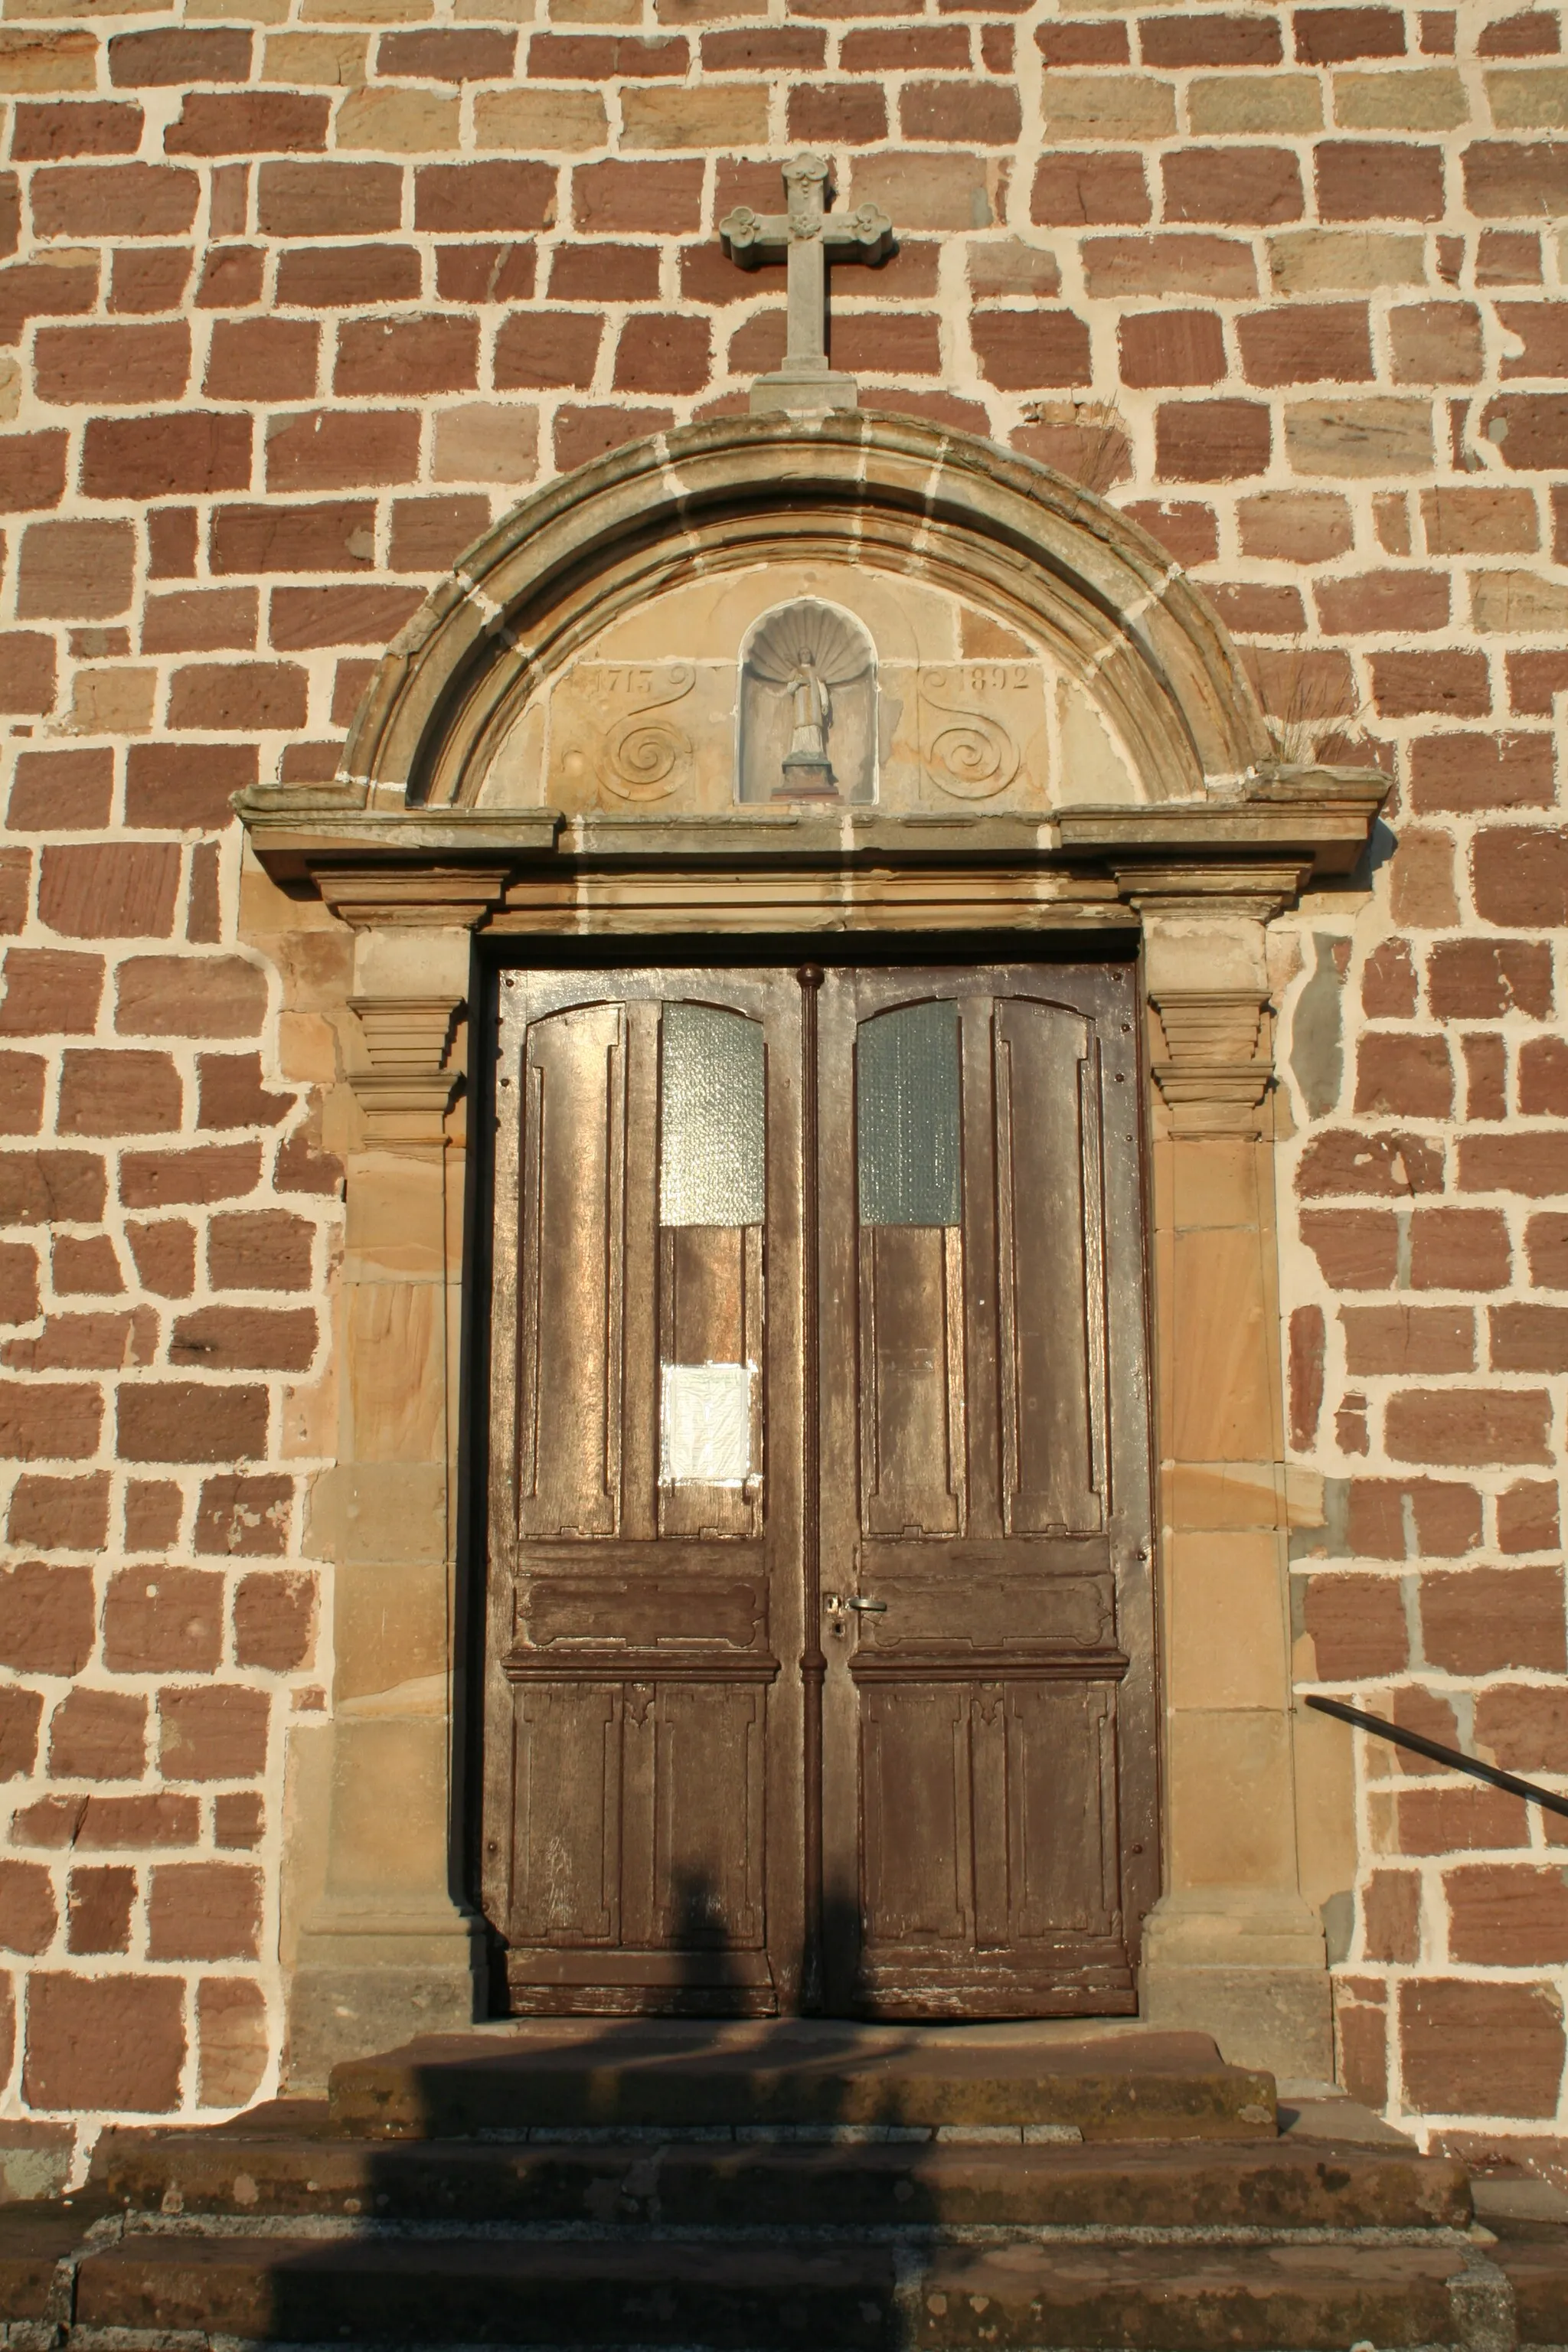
[739,600,875,803]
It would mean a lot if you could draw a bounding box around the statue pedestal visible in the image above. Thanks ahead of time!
[775,753,838,800]
[750,367,861,416]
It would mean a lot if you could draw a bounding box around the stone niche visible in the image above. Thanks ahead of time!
[479,560,1140,817]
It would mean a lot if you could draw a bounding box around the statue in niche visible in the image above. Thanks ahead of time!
[738,600,875,803]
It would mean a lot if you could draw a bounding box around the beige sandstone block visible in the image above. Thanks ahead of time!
[302,0,433,27]
[1168,1530,1289,1713]
[1469,569,1568,632]
[1164,1462,1282,1533]
[186,0,289,18]
[335,86,459,149]
[1170,1225,1276,1463]
[1333,67,1467,130]
[283,1374,338,1461]
[475,88,608,149]
[315,1719,452,1900]
[345,1154,446,1277]
[1171,1136,1262,1233]
[1487,67,1568,129]
[1269,230,1426,292]
[1285,397,1434,476]
[456,0,532,15]
[333,1559,449,1705]
[67,668,158,735]
[279,1011,339,1084]
[1044,73,1176,141]
[619,85,768,148]
[263,31,368,82]
[0,27,97,80]
[1188,74,1321,134]
[432,403,540,485]
[309,1464,448,1568]
[347,1281,446,1462]
[1165,1710,1299,1890]
[542,0,635,18]
[1292,1700,1359,1918]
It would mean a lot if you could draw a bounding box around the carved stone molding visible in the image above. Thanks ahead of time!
[1111,861,1312,926]
[347,995,464,1150]
[1150,989,1273,1139]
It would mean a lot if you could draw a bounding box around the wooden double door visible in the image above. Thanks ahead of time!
[482,962,1157,2018]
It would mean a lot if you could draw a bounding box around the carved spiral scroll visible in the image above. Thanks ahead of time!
[600,663,695,802]
[919,671,1021,802]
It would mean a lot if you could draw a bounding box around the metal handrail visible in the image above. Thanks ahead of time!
[1305,1692,1568,1823]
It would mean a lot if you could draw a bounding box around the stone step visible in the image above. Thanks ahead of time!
[0,2199,100,2327]
[327,2020,1276,2142]
[92,2125,1471,2233]
[68,2230,1496,2348]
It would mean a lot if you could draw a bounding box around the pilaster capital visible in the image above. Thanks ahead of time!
[346,995,465,1152]
[1149,988,1273,1140]
[1112,861,1311,926]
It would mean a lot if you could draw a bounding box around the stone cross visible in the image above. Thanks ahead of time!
[720,154,893,416]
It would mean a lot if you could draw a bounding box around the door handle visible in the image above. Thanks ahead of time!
[846,1597,887,1613]
[824,1593,887,1637]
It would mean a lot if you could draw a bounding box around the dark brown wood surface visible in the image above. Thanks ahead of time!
[484,962,1155,2017]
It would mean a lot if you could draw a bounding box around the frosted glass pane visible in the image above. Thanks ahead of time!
[660,1004,766,1227]
[661,1362,753,1485]
[858,1001,961,1227]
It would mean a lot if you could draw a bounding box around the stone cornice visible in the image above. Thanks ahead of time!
[236,766,1389,928]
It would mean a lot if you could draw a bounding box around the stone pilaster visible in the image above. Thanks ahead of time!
[284,937,485,2086]
[1122,864,1333,2082]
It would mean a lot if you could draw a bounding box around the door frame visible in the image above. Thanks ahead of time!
[234,412,1386,2088]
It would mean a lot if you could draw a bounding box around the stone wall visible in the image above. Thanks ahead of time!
[0,0,1564,2176]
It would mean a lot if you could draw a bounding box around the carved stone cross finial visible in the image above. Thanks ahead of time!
[720,154,893,416]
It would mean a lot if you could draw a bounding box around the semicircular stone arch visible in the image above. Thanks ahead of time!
[341,411,1273,818]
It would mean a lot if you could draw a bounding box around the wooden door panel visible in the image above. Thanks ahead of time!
[1007,1681,1119,1942]
[486,970,802,2015]
[860,1226,963,1537]
[861,1685,969,1942]
[518,1003,624,1539]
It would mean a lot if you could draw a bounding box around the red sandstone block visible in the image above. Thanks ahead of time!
[0,1561,94,1674]
[210,500,375,574]
[1527,1214,1568,1285]
[899,79,1020,141]
[123,1220,194,1300]
[1519,1036,1568,1112]
[1480,8,1560,50]
[571,158,703,234]
[6,1472,107,1553]
[59,1051,181,1138]
[1475,1684,1568,1772]
[972,310,1091,390]
[1302,1571,1407,1676]
[160,1686,270,1781]
[147,507,197,577]
[1387,1384,1552,1466]
[0,434,67,512]
[8,747,109,831]
[1463,140,1568,218]
[166,661,308,732]
[1371,650,1491,717]
[0,1380,102,1462]
[1156,399,1270,479]
[0,635,55,715]
[66,1865,133,1955]
[17,518,135,620]
[108,27,250,83]
[1491,1302,1568,1371]
[612,312,711,394]
[51,1233,124,1297]
[1410,732,1555,813]
[1396,1783,1530,1853]
[192,1473,292,1559]
[208,1209,315,1292]
[1142,11,1280,62]
[0,1152,105,1227]
[1463,1132,1568,1196]
[268,584,423,652]
[24,1975,185,2114]
[204,318,318,402]
[265,410,419,491]
[0,1240,40,1323]
[195,1054,291,1133]
[0,1858,54,1950]
[31,162,198,239]
[1507,651,1568,714]
[1318,141,1444,220]
[1031,153,1149,224]
[1120,499,1219,564]
[109,247,192,315]
[1298,1129,1446,1197]
[389,495,490,571]
[1316,570,1450,633]
[377,28,517,77]
[843,23,965,63]
[415,161,555,233]
[167,91,327,155]
[124,742,256,830]
[548,243,656,303]
[1423,1563,1566,1674]
[276,243,421,306]
[1409,1207,1512,1290]
[788,83,887,142]
[2,1306,156,1374]
[234,1568,316,1669]
[0,259,100,347]
[169,1305,315,1371]
[437,241,535,302]
[120,1142,261,1210]
[1499,1480,1563,1552]
[555,404,675,470]
[39,845,179,942]
[1295,5,1404,57]
[82,413,250,499]
[148,1861,263,1961]
[116,955,266,1039]
[1448,1865,1568,1964]
[0,1052,43,1135]
[1237,303,1372,387]
[1389,300,1485,384]
[142,588,259,655]
[1482,390,1568,466]
[1341,1304,1474,1375]
[335,313,479,396]
[258,162,400,239]
[1354,1032,1453,1117]
[529,31,686,74]
[1429,936,1553,1017]
[12,103,142,162]
[0,949,103,1035]
[47,1687,145,1782]
[1163,148,1302,225]
[1214,581,1305,633]
[494,309,603,390]
[197,244,263,309]
[116,1384,266,1467]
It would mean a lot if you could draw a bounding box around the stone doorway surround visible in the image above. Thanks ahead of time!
[234,412,1385,2089]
